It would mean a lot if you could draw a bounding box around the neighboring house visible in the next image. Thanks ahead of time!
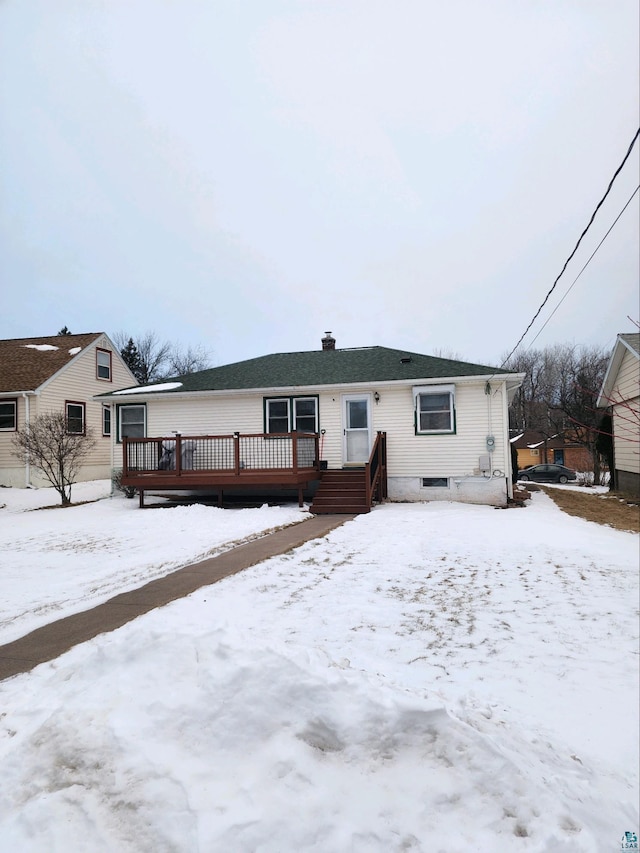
[100,334,524,508]
[0,333,137,488]
[597,332,640,496]
[510,429,592,472]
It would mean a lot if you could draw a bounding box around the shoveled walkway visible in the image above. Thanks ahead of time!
[0,513,353,682]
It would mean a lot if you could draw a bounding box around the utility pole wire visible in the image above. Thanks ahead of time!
[524,184,640,352]
[500,127,640,369]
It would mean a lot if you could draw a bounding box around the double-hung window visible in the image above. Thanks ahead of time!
[96,348,112,381]
[66,402,86,434]
[0,399,17,431]
[118,404,146,440]
[414,385,455,434]
[293,398,318,433]
[265,396,318,434]
[266,398,290,434]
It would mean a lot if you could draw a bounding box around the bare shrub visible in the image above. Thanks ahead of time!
[12,412,96,506]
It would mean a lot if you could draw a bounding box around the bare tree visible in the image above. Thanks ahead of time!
[504,343,610,481]
[431,348,462,361]
[168,344,212,376]
[12,412,96,506]
[113,330,172,384]
[550,344,609,483]
[113,332,212,383]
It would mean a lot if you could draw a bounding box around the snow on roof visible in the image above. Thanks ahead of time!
[68,347,82,356]
[113,382,184,395]
[22,344,59,352]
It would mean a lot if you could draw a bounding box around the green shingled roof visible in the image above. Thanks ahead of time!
[107,346,512,396]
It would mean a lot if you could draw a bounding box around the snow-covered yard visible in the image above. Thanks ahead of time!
[0,483,638,852]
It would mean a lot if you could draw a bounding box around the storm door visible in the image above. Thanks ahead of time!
[342,395,372,464]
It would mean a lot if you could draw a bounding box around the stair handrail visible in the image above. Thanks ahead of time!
[364,431,387,508]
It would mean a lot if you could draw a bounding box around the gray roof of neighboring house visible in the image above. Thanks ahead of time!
[104,346,516,397]
[0,333,103,393]
[620,332,640,355]
[597,331,640,407]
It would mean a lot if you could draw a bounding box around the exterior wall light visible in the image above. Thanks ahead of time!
[374,392,380,404]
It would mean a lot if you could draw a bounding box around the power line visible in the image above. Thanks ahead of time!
[523,184,639,351]
[500,127,640,369]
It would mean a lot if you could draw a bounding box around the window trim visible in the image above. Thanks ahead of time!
[265,397,291,435]
[102,404,111,437]
[413,385,456,435]
[116,403,147,442]
[66,401,86,435]
[292,396,319,434]
[263,395,319,435]
[96,348,112,382]
[0,398,17,431]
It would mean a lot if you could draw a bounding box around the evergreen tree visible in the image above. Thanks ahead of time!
[120,337,144,382]
[57,326,72,335]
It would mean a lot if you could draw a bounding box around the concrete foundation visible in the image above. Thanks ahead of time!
[387,476,508,506]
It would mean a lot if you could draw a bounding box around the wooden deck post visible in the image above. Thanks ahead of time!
[175,434,182,476]
[233,432,240,475]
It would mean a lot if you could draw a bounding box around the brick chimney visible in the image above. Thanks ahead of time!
[321,331,336,351]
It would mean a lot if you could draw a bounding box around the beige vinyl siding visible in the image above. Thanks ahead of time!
[609,349,640,476]
[2,336,135,486]
[369,381,507,477]
[112,379,509,478]
[611,349,639,402]
[39,338,124,475]
[0,395,30,483]
[146,394,259,437]
[613,397,639,475]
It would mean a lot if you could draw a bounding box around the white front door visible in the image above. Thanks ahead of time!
[342,394,372,464]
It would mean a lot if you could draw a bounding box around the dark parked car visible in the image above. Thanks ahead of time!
[517,464,577,484]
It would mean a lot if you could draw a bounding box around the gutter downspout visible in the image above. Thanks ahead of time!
[500,381,513,500]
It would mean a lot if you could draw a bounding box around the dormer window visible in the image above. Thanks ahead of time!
[96,348,112,381]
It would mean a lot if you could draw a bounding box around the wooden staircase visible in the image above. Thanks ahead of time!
[310,469,370,515]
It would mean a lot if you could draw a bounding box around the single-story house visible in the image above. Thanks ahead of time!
[0,333,137,488]
[596,332,639,496]
[99,334,524,511]
[510,429,592,472]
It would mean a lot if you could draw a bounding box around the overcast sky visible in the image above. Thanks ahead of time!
[1,0,638,369]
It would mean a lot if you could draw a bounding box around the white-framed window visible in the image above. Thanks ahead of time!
[96,348,112,381]
[413,385,455,434]
[422,477,449,488]
[118,404,146,441]
[293,397,318,433]
[265,396,318,434]
[66,401,86,434]
[266,398,290,434]
[0,399,17,431]
[102,405,111,437]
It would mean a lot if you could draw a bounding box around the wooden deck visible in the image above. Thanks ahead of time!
[120,430,387,512]
[120,432,321,507]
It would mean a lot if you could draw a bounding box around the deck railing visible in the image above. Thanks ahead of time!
[364,431,388,508]
[122,432,320,478]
